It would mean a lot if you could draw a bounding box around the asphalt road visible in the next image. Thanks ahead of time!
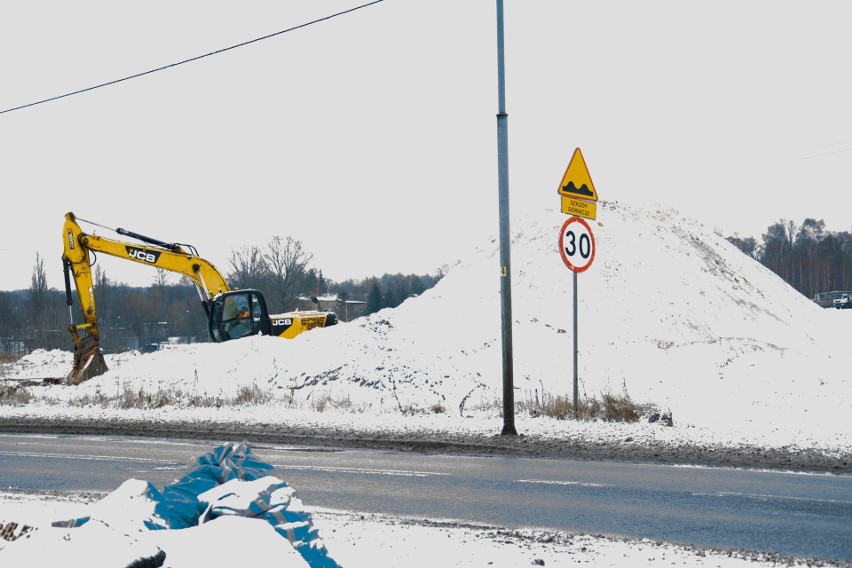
[1,433,850,563]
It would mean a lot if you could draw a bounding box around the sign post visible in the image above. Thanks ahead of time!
[557,147,599,415]
[573,269,578,412]
[559,216,596,413]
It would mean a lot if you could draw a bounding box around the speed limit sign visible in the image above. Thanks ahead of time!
[559,216,596,272]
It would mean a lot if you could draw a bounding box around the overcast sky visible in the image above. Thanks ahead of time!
[2,1,851,291]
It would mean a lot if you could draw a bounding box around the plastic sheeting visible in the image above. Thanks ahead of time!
[33,442,340,568]
[155,442,340,568]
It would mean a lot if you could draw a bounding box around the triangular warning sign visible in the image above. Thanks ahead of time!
[557,148,598,201]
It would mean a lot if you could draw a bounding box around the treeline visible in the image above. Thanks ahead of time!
[226,238,441,315]
[727,218,852,299]
[0,236,444,355]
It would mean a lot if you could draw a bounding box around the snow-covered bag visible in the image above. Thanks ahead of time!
[0,442,341,568]
[199,475,340,568]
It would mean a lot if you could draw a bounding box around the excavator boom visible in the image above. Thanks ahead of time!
[62,212,233,383]
[61,212,336,384]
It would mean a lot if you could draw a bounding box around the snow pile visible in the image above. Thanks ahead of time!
[1,349,142,381]
[0,443,337,568]
[1,493,807,568]
[6,200,851,443]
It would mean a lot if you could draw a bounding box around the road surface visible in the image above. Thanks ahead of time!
[0,433,850,562]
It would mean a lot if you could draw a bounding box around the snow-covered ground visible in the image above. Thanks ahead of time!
[0,488,824,567]
[3,201,850,453]
[1,200,850,565]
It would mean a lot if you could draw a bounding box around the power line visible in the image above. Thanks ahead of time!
[0,0,385,116]
[802,137,852,152]
[801,146,852,160]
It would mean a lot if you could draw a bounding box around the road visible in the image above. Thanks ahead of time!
[0,433,850,562]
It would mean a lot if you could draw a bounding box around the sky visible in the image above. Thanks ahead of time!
[2,1,852,291]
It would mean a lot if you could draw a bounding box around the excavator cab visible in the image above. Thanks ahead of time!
[208,290,271,342]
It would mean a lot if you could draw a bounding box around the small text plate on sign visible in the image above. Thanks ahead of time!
[561,196,597,220]
[559,216,596,273]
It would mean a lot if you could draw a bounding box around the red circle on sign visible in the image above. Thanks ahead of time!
[559,216,596,273]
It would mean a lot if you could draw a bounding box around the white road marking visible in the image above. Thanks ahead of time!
[692,492,852,506]
[516,479,607,488]
[273,464,448,478]
[0,450,172,464]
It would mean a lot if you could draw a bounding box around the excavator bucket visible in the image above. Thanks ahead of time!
[66,335,109,385]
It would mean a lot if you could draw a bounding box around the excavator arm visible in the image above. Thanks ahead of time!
[61,212,337,385]
[63,211,231,303]
[62,211,232,383]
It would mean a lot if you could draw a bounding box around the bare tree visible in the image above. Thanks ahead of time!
[27,253,50,348]
[794,218,825,297]
[152,267,171,290]
[227,245,269,291]
[27,253,65,349]
[29,253,49,316]
[784,219,799,288]
[762,222,792,283]
[263,236,313,312]
[92,265,115,339]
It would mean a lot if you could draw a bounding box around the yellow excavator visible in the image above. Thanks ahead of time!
[62,212,337,385]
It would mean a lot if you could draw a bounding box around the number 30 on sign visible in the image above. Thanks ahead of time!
[559,216,596,273]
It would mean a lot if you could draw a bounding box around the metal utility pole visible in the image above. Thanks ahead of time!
[495,0,516,436]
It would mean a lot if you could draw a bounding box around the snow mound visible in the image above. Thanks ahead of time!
[12,200,851,439]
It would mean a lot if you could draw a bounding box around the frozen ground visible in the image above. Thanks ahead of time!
[1,483,842,567]
[2,202,850,464]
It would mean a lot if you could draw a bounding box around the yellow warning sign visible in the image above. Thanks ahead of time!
[561,196,597,220]
[557,148,598,202]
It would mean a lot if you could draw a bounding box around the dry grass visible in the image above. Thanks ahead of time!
[63,384,276,410]
[0,385,32,405]
[186,393,225,408]
[119,387,173,409]
[518,389,647,422]
[601,392,643,422]
[308,391,352,412]
[3,370,651,422]
[234,385,272,405]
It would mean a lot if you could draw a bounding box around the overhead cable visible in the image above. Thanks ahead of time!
[0,0,385,116]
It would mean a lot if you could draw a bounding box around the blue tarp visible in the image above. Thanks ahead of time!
[46,441,334,568]
[154,442,341,568]
[153,441,275,529]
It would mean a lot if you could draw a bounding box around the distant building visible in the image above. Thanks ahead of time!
[293,295,367,322]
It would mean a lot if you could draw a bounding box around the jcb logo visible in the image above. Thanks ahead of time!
[125,247,161,264]
[272,318,293,326]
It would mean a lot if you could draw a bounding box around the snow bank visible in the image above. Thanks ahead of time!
[5,200,850,446]
[0,443,336,568]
